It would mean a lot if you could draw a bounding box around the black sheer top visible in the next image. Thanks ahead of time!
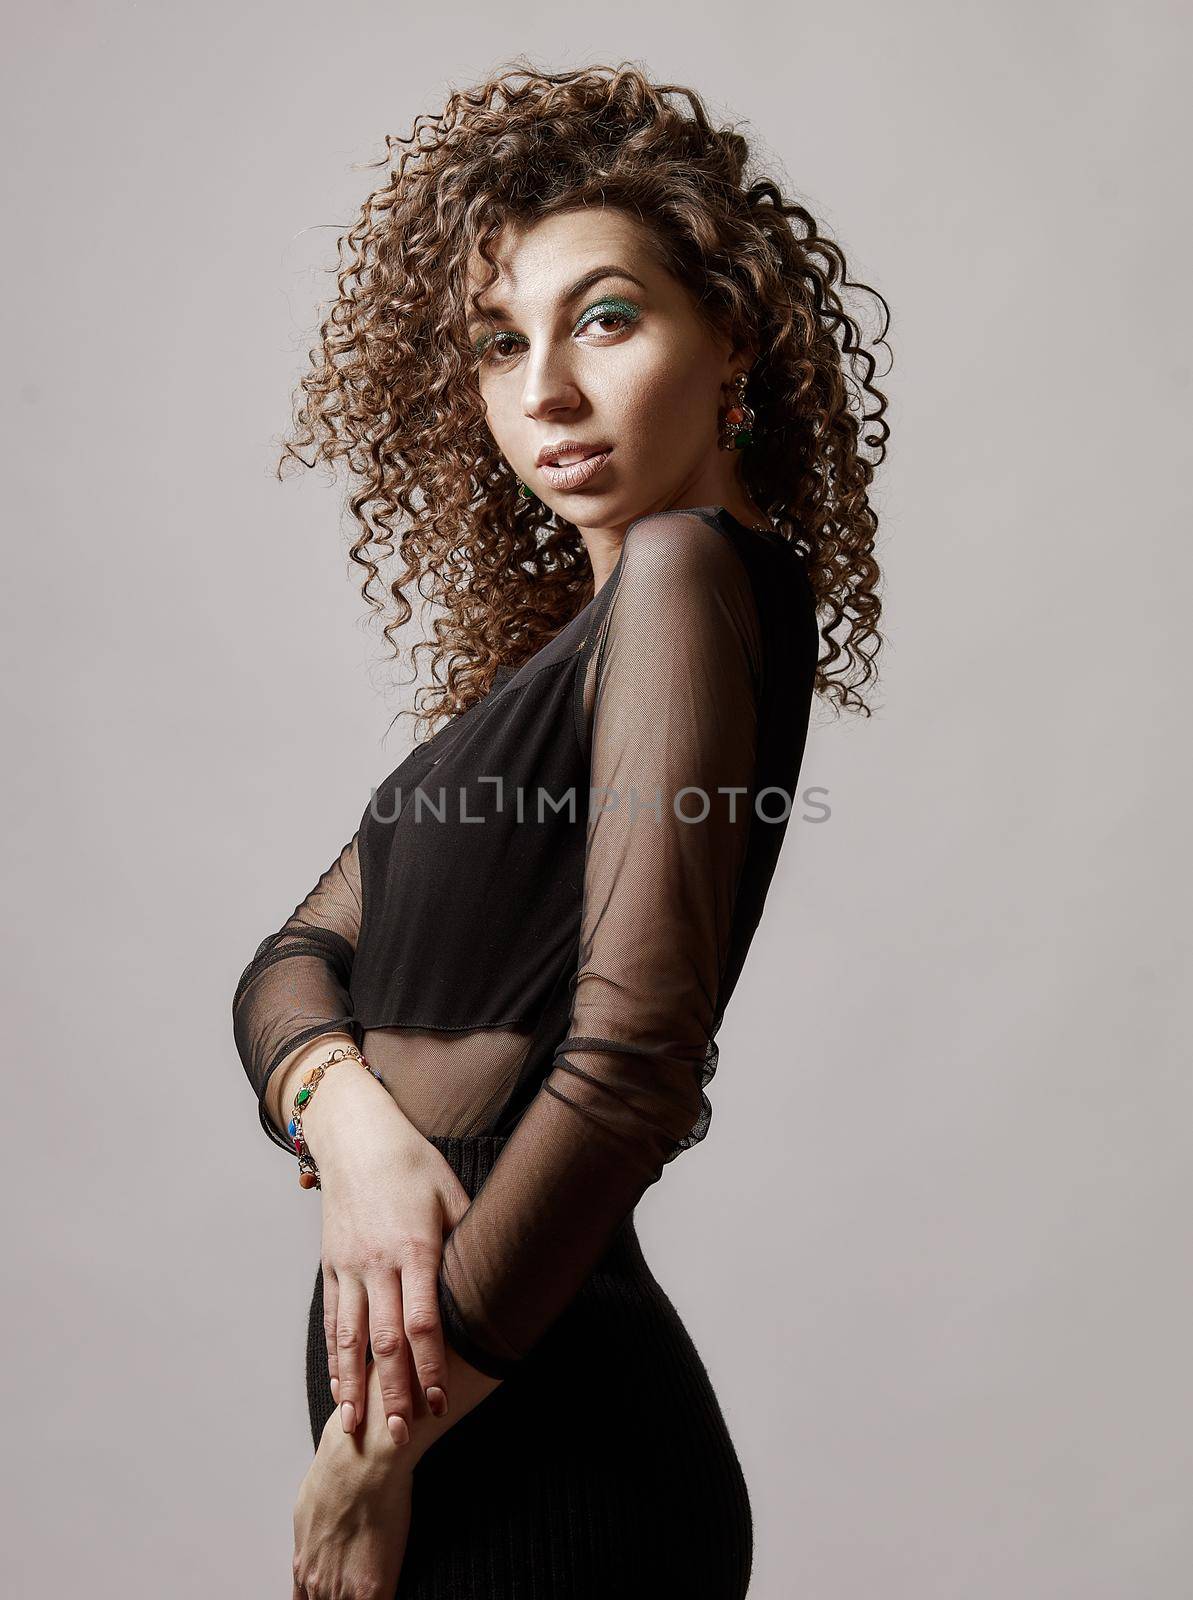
[232,506,820,1376]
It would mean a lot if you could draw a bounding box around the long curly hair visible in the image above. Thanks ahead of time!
[277,58,892,741]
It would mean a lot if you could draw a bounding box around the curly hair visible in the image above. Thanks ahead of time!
[277,58,892,741]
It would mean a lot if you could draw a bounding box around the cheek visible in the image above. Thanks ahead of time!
[597,339,718,443]
[477,380,508,432]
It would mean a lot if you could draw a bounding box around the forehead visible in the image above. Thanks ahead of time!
[463,208,658,300]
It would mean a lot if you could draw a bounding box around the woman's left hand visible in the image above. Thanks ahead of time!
[291,1365,416,1599]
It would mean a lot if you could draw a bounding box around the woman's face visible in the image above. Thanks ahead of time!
[465,207,752,552]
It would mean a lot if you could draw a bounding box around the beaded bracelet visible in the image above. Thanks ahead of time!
[289,1043,384,1191]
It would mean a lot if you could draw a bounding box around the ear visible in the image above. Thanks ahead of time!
[719,334,758,388]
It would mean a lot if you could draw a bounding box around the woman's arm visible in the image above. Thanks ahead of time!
[231,828,473,1442]
[232,830,365,1152]
[431,511,765,1379]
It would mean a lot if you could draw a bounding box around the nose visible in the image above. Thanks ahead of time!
[521,340,582,423]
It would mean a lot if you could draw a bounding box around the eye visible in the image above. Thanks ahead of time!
[475,330,526,366]
[472,297,642,368]
[574,297,642,340]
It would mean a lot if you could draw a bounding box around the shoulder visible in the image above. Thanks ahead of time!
[618,508,752,596]
[604,509,763,677]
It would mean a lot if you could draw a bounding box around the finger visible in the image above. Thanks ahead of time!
[334,1275,369,1433]
[367,1271,415,1447]
[321,1266,340,1403]
[400,1240,450,1417]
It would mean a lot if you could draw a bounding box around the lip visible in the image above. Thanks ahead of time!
[537,446,613,491]
[535,438,611,468]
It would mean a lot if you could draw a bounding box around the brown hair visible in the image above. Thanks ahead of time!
[277,58,892,739]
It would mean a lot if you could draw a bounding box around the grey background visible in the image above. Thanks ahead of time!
[3,3,1189,1595]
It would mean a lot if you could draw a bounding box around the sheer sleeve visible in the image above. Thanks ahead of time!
[436,511,764,1376]
[231,831,364,1155]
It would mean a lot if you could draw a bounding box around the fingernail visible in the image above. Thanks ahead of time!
[388,1413,410,1446]
[340,1401,356,1433]
[427,1386,448,1417]
[330,1377,340,1402]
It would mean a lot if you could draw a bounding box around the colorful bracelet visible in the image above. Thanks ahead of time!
[288,1043,384,1191]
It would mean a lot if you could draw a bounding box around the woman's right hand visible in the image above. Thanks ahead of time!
[296,1059,473,1449]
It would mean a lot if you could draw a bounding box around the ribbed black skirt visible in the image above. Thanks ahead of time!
[305,1134,754,1599]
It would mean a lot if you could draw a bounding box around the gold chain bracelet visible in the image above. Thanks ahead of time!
[288,1044,383,1191]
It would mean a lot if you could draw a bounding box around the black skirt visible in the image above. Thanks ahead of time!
[305,1134,754,1599]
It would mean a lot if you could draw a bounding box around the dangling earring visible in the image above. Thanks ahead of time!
[718,371,756,450]
[516,477,536,501]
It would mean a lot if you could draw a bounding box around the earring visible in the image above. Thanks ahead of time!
[719,371,756,450]
[516,477,536,500]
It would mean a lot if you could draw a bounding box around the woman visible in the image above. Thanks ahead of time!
[232,60,890,1600]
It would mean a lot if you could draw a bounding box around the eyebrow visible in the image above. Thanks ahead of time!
[468,264,647,327]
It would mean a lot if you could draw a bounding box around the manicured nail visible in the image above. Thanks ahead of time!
[330,1377,340,1402]
[388,1414,410,1446]
[427,1386,448,1417]
[340,1401,356,1433]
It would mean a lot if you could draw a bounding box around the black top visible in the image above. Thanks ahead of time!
[232,506,820,1376]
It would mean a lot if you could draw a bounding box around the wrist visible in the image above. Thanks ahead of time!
[298,1063,397,1162]
[400,1346,505,1466]
[268,1032,360,1139]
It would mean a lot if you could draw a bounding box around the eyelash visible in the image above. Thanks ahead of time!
[474,298,642,365]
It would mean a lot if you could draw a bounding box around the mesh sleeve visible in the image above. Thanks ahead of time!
[231,831,364,1154]
[436,511,764,1376]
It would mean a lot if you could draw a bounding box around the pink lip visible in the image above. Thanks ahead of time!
[537,448,613,491]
